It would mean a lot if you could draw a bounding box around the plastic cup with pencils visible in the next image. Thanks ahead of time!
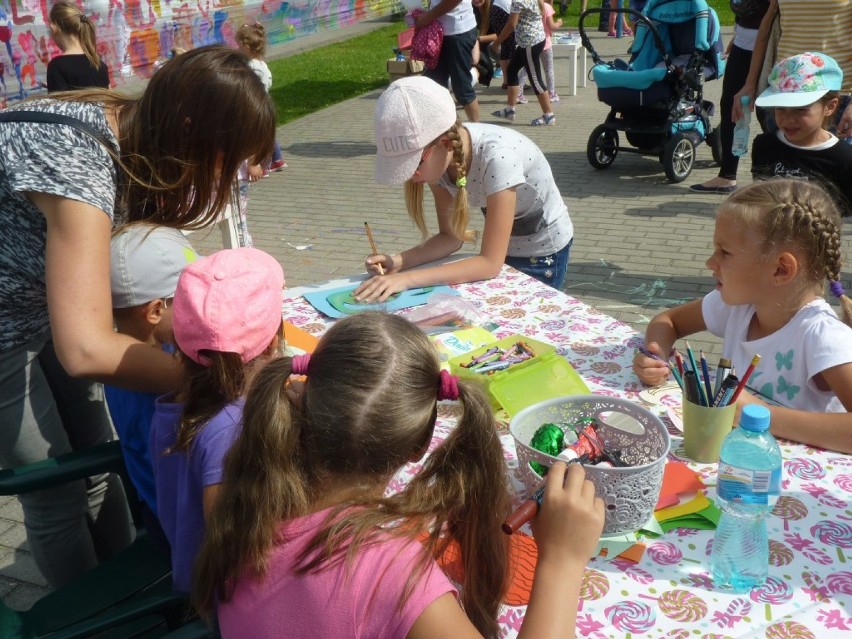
[680,351,760,464]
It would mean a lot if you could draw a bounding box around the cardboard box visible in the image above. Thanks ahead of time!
[387,57,425,83]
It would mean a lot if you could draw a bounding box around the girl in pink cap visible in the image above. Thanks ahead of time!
[149,247,285,593]
[194,311,604,638]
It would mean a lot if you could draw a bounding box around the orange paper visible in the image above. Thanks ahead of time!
[655,460,705,510]
[283,321,319,353]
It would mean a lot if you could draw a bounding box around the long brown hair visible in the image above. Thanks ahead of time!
[719,178,852,324]
[49,1,100,69]
[194,312,511,637]
[48,46,276,230]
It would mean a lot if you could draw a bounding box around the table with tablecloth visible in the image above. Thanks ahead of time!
[284,266,852,639]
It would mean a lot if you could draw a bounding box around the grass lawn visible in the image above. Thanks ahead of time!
[267,1,734,125]
[268,21,404,125]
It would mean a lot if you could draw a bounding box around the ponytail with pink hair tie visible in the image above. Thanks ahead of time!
[438,369,459,401]
[292,353,311,375]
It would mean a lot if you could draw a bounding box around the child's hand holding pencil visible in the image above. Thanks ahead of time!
[633,342,671,386]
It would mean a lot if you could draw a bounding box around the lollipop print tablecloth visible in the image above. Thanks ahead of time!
[284,266,852,639]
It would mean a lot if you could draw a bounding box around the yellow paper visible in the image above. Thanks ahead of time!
[655,492,710,522]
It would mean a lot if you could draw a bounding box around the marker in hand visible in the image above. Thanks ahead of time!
[502,455,590,535]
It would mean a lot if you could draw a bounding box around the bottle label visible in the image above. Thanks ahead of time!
[717,463,781,505]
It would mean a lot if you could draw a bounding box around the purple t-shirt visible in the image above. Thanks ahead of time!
[218,508,456,639]
[149,396,244,592]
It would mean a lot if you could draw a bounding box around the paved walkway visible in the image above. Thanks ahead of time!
[4,21,852,610]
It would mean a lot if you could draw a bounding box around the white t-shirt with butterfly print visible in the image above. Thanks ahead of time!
[702,290,852,412]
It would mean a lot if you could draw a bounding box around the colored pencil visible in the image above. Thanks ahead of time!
[674,350,685,377]
[729,354,761,404]
[669,362,685,391]
[638,346,666,362]
[700,351,713,405]
[363,222,384,275]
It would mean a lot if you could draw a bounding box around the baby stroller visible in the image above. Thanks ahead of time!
[578,0,726,182]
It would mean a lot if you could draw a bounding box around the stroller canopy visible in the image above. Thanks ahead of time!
[596,0,725,90]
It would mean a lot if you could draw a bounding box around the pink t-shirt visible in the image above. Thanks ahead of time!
[217,509,457,639]
[543,3,555,51]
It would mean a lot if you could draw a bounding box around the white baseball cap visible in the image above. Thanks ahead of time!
[374,76,458,185]
[110,224,198,308]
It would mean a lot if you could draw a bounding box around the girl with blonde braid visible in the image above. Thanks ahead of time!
[634,179,852,454]
[194,312,604,638]
[46,1,109,92]
[357,76,574,302]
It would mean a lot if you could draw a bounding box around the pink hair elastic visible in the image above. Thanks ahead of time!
[438,369,460,401]
[292,353,311,375]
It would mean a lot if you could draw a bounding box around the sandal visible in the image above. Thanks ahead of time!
[531,113,556,126]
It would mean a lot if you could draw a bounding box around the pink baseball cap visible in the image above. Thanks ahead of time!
[173,248,285,365]
[374,76,458,185]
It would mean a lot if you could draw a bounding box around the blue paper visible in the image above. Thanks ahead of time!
[303,284,458,318]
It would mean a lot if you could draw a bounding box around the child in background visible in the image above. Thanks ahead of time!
[150,247,285,592]
[607,0,633,37]
[236,23,285,173]
[491,0,556,125]
[46,1,109,92]
[751,52,852,217]
[106,224,198,533]
[193,312,605,638]
[517,0,562,104]
[359,77,574,302]
[634,180,852,454]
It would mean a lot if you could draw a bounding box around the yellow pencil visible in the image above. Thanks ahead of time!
[364,222,385,275]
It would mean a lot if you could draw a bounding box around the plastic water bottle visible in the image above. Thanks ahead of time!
[732,95,751,157]
[710,404,782,593]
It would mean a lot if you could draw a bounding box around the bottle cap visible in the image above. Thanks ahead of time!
[739,404,770,432]
[740,95,750,106]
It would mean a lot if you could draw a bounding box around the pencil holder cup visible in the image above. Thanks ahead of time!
[682,399,736,464]
[510,395,671,535]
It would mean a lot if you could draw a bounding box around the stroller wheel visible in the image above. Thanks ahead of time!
[587,124,619,170]
[662,132,695,182]
[708,127,723,166]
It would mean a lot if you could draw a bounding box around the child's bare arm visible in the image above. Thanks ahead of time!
[633,299,707,385]
[743,362,852,453]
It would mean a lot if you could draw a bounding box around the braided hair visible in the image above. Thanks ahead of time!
[720,178,852,324]
[404,120,477,244]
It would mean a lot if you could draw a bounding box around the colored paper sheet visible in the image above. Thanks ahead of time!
[655,460,705,510]
[283,321,319,354]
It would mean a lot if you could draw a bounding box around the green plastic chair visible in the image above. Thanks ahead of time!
[0,441,197,638]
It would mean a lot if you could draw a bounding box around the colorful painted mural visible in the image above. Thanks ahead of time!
[0,0,399,106]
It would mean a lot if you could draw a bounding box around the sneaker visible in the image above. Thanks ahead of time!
[608,29,617,37]
[531,113,556,126]
[269,158,287,171]
[624,27,633,36]
[517,94,528,104]
[493,68,503,79]
[492,107,516,121]
[549,93,560,103]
